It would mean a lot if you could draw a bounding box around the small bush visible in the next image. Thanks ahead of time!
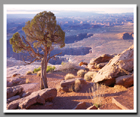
[34,66,55,74]
[33,67,41,73]
[26,78,30,84]
[26,71,33,75]
[84,71,97,81]
[77,69,87,77]
[37,71,41,77]
[61,61,66,65]
[46,66,55,73]
[74,79,81,92]
[64,73,75,80]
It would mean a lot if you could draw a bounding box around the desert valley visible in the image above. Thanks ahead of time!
[5,8,135,112]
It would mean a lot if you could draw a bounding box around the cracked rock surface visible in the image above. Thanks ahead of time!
[7,88,57,109]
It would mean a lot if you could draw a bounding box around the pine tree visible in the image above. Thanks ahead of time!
[10,11,65,89]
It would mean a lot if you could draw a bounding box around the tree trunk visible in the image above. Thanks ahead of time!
[40,57,48,89]
[40,77,44,90]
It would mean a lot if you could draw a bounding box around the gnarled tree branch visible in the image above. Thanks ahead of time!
[47,52,62,63]
[22,55,40,65]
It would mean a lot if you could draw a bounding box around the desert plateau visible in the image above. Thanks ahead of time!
[4,4,136,113]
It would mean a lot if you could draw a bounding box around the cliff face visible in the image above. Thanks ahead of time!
[7,40,91,64]
[65,33,93,43]
[50,47,91,56]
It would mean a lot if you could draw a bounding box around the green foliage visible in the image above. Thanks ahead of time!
[33,66,55,73]
[33,67,41,73]
[10,11,65,54]
[46,66,55,73]
[22,11,65,48]
[93,103,101,108]
[9,11,65,89]
[61,61,66,65]
[10,32,26,53]
[26,71,33,75]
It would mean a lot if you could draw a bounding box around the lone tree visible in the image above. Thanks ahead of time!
[10,11,65,89]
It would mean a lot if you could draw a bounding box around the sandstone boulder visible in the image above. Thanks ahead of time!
[7,85,23,99]
[20,83,39,92]
[60,78,86,92]
[92,45,133,86]
[96,62,108,69]
[12,73,20,77]
[90,54,115,64]
[87,63,96,70]
[115,74,133,88]
[22,92,31,98]
[7,88,57,109]
[73,102,87,109]
[7,95,20,103]
[88,54,115,70]
[7,77,26,87]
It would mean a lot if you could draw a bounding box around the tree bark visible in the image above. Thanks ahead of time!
[40,76,44,90]
[40,57,48,89]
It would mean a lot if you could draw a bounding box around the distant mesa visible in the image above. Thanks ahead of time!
[123,32,133,40]
[7,39,91,65]
[117,32,133,40]
[65,33,93,44]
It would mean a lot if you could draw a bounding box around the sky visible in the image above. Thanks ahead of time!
[5,4,135,14]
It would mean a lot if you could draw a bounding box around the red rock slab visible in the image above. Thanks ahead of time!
[112,87,133,110]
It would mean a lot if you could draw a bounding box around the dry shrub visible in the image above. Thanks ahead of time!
[26,78,30,84]
[37,71,41,77]
[77,69,87,77]
[84,71,97,81]
[113,85,127,92]
[64,73,75,80]
[74,79,82,92]
[26,71,33,75]
[64,79,81,92]
[86,83,106,108]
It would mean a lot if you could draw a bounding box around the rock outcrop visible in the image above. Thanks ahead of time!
[7,86,23,99]
[73,102,87,109]
[88,54,115,70]
[90,54,115,64]
[115,74,133,88]
[92,45,133,86]
[7,88,57,109]
[60,78,86,92]
[7,77,26,87]
[7,95,20,103]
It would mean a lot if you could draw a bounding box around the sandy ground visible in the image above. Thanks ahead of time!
[14,70,132,110]
[6,59,133,110]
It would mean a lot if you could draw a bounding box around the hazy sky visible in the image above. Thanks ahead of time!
[5,4,135,14]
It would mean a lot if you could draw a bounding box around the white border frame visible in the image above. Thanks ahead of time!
[3,4,137,113]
